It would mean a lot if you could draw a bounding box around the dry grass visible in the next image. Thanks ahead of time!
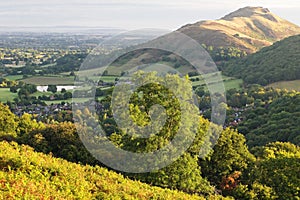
[179,7,300,53]
[22,76,75,86]
[267,80,300,91]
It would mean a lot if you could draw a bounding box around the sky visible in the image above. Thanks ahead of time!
[1,0,300,31]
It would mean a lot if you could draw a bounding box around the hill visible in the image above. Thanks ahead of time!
[178,7,300,53]
[222,34,300,85]
[0,140,225,199]
[86,7,300,77]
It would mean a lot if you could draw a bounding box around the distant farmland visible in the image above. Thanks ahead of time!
[0,88,18,102]
[22,76,75,86]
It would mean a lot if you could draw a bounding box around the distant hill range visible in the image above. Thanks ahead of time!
[91,7,300,76]
[222,34,300,85]
[178,6,300,53]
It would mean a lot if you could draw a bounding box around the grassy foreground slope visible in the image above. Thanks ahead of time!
[0,141,226,200]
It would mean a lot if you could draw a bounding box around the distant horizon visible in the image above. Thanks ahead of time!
[0,1,299,31]
[0,26,126,33]
[0,7,299,35]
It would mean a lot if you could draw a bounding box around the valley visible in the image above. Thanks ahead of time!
[0,5,299,200]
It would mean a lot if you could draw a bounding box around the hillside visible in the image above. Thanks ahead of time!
[236,90,300,147]
[222,34,300,85]
[0,141,222,200]
[178,7,300,53]
[89,7,300,77]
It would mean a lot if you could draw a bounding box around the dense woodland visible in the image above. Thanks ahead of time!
[196,84,300,147]
[222,35,300,85]
[0,46,299,199]
[0,71,299,199]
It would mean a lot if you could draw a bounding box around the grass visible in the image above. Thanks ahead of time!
[31,91,53,97]
[0,141,206,200]
[0,88,101,105]
[22,76,75,86]
[4,75,24,81]
[0,71,242,104]
[75,67,106,77]
[0,88,18,102]
[267,80,300,91]
[191,73,243,91]
[223,79,243,90]
[76,59,194,77]
[88,76,117,82]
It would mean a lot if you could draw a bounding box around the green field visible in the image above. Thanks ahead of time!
[191,73,243,91]
[4,75,24,81]
[267,80,300,91]
[74,63,180,77]
[75,67,106,77]
[31,91,53,97]
[80,71,243,92]
[88,75,117,82]
[0,72,242,104]
[22,76,75,85]
[0,88,18,102]
[223,79,243,90]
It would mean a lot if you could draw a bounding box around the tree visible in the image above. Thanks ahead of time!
[0,103,18,138]
[10,86,18,93]
[20,122,98,165]
[195,86,205,97]
[200,128,256,189]
[47,85,57,93]
[248,143,300,199]
[17,113,45,137]
[61,88,67,93]
[136,153,213,194]
[95,88,104,97]
[63,92,72,99]
[102,70,108,76]
[70,71,75,76]
[107,71,215,194]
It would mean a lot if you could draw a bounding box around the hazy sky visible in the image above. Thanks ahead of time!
[1,0,300,31]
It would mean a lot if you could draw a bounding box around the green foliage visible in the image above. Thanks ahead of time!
[19,122,98,165]
[239,92,300,147]
[202,45,247,62]
[230,183,277,200]
[248,142,300,199]
[136,153,213,195]
[18,84,37,98]
[223,35,300,85]
[17,113,45,136]
[108,72,215,194]
[251,142,300,159]
[0,141,211,200]
[0,103,18,138]
[47,85,57,93]
[200,128,255,187]
[43,53,86,74]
